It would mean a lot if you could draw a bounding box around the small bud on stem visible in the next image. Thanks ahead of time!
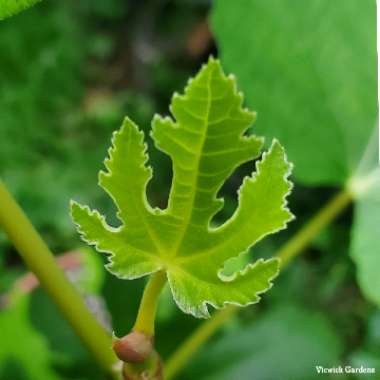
[113,331,162,380]
[112,272,167,379]
[113,331,154,363]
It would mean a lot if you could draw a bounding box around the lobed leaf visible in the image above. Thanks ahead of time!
[71,58,294,318]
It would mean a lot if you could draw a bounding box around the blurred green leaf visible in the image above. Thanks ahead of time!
[350,171,380,307]
[367,310,380,348]
[211,0,377,185]
[79,0,128,19]
[0,0,41,20]
[101,273,144,336]
[29,289,89,367]
[349,310,380,378]
[76,247,106,294]
[184,305,343,380]
[350,351,380,380]
[0,248,108,380]
[156,284,178,323]
[29,289,107,380]
[347,128,380,306]
[0,297,61,380]
[0,2,88,250]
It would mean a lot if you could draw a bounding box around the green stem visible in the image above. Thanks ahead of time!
[165,305,236,380]
[277,189,352,267]
[0,179,117,374]
[133,271,167,337]
[164,189,352,379]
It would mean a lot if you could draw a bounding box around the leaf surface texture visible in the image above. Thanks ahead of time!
[71,59,293,317]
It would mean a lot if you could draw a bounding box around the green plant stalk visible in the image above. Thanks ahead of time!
[133,271,167,336]
[276,189,352,266]
[164,305,236,380]
[0,179,117,374]
[165,188,352,379]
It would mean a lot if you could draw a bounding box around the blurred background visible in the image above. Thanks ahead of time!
[0,0,378,379]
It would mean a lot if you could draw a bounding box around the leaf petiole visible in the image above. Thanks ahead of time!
[133,271,167,337]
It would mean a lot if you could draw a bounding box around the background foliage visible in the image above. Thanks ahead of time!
[0,0,378,379]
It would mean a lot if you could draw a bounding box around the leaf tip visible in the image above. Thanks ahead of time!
[70,199,83,217]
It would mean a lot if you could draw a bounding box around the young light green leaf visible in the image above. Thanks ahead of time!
[71,58,294,318]
[0,0,42,20]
